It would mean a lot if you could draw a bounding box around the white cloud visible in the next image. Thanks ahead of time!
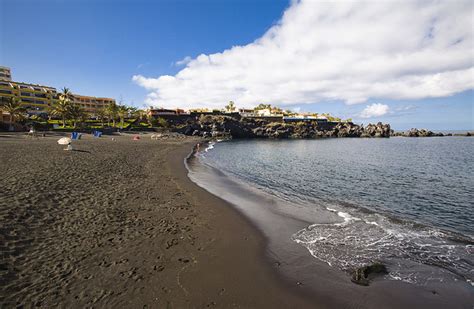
[175,56,192,66]
[133,0,474,109]
[360,103,390,118]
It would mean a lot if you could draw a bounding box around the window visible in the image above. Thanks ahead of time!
[0,90,12,94]
[22,98,34,103]
[35,93,47,98]
[21,92,32,96]
[35,100,45,105]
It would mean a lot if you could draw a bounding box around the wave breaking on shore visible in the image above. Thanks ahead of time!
[292,204,474,286]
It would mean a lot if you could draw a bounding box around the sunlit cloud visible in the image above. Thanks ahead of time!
[360,103,390,118]
[175,56,192,67]
[133,0,474,109]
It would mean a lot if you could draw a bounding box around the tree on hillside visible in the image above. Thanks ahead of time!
[1,97,26,131]
[225,101,236,112]
[322,113,341,122]
[254,103,272,111]
[253,103,284,114]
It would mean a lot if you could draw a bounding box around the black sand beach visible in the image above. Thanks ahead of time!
[0,133,315,308]
[1,133,473,308]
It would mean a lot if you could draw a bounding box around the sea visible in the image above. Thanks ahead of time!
[187,137,474,287]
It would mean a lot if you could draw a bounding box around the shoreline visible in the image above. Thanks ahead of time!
[166,138,322,307]
[0,133,316,308]
[186,139,474,308]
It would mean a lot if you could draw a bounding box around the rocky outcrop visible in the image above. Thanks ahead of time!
[391,128,444,137]
[174,115,391,139]
[351,262,388,286]
[361,122,392,138]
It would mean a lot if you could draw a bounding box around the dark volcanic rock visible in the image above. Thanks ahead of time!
[363,122,391,138]
[172,115,391,139]
[351,263,388,286]
[391,128,444,137]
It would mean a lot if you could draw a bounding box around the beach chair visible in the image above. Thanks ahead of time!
[93,131,102,138]
[71,132,79,140]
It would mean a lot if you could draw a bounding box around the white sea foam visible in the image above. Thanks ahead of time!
[292,206,474,286]
[365,220,379,226]
[325,206,361,226]
[204,142,215,152]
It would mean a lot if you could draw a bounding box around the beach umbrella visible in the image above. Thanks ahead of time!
[57,137,71,145]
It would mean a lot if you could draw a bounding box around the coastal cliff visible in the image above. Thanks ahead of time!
[173,115,391,139]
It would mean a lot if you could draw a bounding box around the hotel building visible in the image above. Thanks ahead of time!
[0,66,115,117]
[71,95,115,115]
[0,79,58,115]
[0,66,12,81]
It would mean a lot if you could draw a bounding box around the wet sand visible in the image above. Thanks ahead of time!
[0,133,315,308]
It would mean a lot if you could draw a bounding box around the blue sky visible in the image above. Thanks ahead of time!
[1,0,473,130]
[1,0,288,104]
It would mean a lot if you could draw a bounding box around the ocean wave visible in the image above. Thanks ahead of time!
[292,205,474,285]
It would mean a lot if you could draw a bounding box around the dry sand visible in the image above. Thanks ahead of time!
[0,133,315,308]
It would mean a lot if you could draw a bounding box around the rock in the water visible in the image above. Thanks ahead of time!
[351,262,388,286]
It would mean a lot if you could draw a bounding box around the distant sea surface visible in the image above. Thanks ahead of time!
[194,137,474,285]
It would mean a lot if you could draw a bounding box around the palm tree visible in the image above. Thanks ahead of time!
[49,97,71,127]
[68,104,86,128]
[95,107,106,128]
[1,97,26,131]
[106,102,118,127]
[146,111,154,126]
[49,87,74,127]
[0,96,8,108]
[134,109,148,126]
[117,105,130,129]
[59,87,74,101]
[225,101,236,112]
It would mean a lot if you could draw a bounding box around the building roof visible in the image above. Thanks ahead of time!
[6,80,57,90]
[72,93,115,100]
